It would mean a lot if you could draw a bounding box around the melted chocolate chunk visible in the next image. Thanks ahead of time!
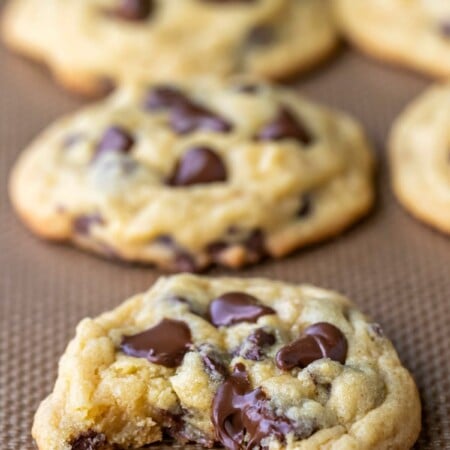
[95,126,134,158]
[70,431,115,450]
[144,85,188,111]
[170,101,233,135]
[245,229,266,258]
[206,240,229,260]
[144,85,232,134]
[298,194,312,218]
[234,83,261,94]
[73,213,104,235]
[246,26,276,47]
[207,229,266,264]
[153,235,199,272]
[248,328,275,347]
[168,147,227,186]
[154,234,174,245]
[199,344,229,379]
[239,328,276,361]
[121,319,192,367]
[114,0,154,21]
[212,364,314,450]
[440,21,450,37]
[276,322,348,370]
[256,108,313,145]
[174,252,198,273]
[209,292,275,327]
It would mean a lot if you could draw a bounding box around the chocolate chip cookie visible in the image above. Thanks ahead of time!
[32,274,421,449]
[9,79,374,271]
[1,0,338,96]
[334,0,450,78]
[389,83,450,234]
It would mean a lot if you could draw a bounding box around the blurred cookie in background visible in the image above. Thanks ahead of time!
[390,83,450,234]
[1,0,339,96]
[9,78,374,271]
[334,0,450,78]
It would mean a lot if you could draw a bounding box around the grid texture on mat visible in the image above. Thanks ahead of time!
[0,21,449,450]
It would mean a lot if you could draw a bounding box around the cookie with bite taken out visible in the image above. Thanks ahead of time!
[32,275,421,450]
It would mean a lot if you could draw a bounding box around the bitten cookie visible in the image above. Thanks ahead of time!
[1,0,338,96]
[389,83,450,234]
[333,0,450,78]
[9,79,374,271]
[32,274,421,450]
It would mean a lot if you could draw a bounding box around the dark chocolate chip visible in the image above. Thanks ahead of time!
[143,85,188,111]
[152,236,199,273]
[70,431,115,450]
[206,229,266,264]
[174,252,198,273]
[246,26,276,47]
[121,318,192,367]
[239,328,276,361]
[154,234,174,245]
[95,126,134,159]
[168,147,227,186]
[114,0,154,21]
[256,108,313,145]
[248,328,276,347]
[206,240,228,260]
[73,213,104,235]
[170,101,233,135]
[440,21,450,37]
[144,85,233,134]
[209,292,275,327]
[245,229,266,258]
[298,194,312,218]
[234,83,261,94]
[212,364,315,450]
[203,354,229,379]
[275,322,348,370]
[198,344,229,379]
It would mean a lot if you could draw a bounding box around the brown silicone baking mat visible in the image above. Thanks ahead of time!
[0,18,449,450]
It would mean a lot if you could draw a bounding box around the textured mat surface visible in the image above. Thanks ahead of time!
[0,15,449,450]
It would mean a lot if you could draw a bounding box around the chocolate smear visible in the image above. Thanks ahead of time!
[121,318,192,367]
[209,292,275,327]
[212,364,315,450]
[276,322,347,370]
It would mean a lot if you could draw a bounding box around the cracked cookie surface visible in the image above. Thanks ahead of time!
[32,274,421,450]
[9,78,374,271]
[1,0,338,95]
[389,83,450,234]
[334,0,450,78]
